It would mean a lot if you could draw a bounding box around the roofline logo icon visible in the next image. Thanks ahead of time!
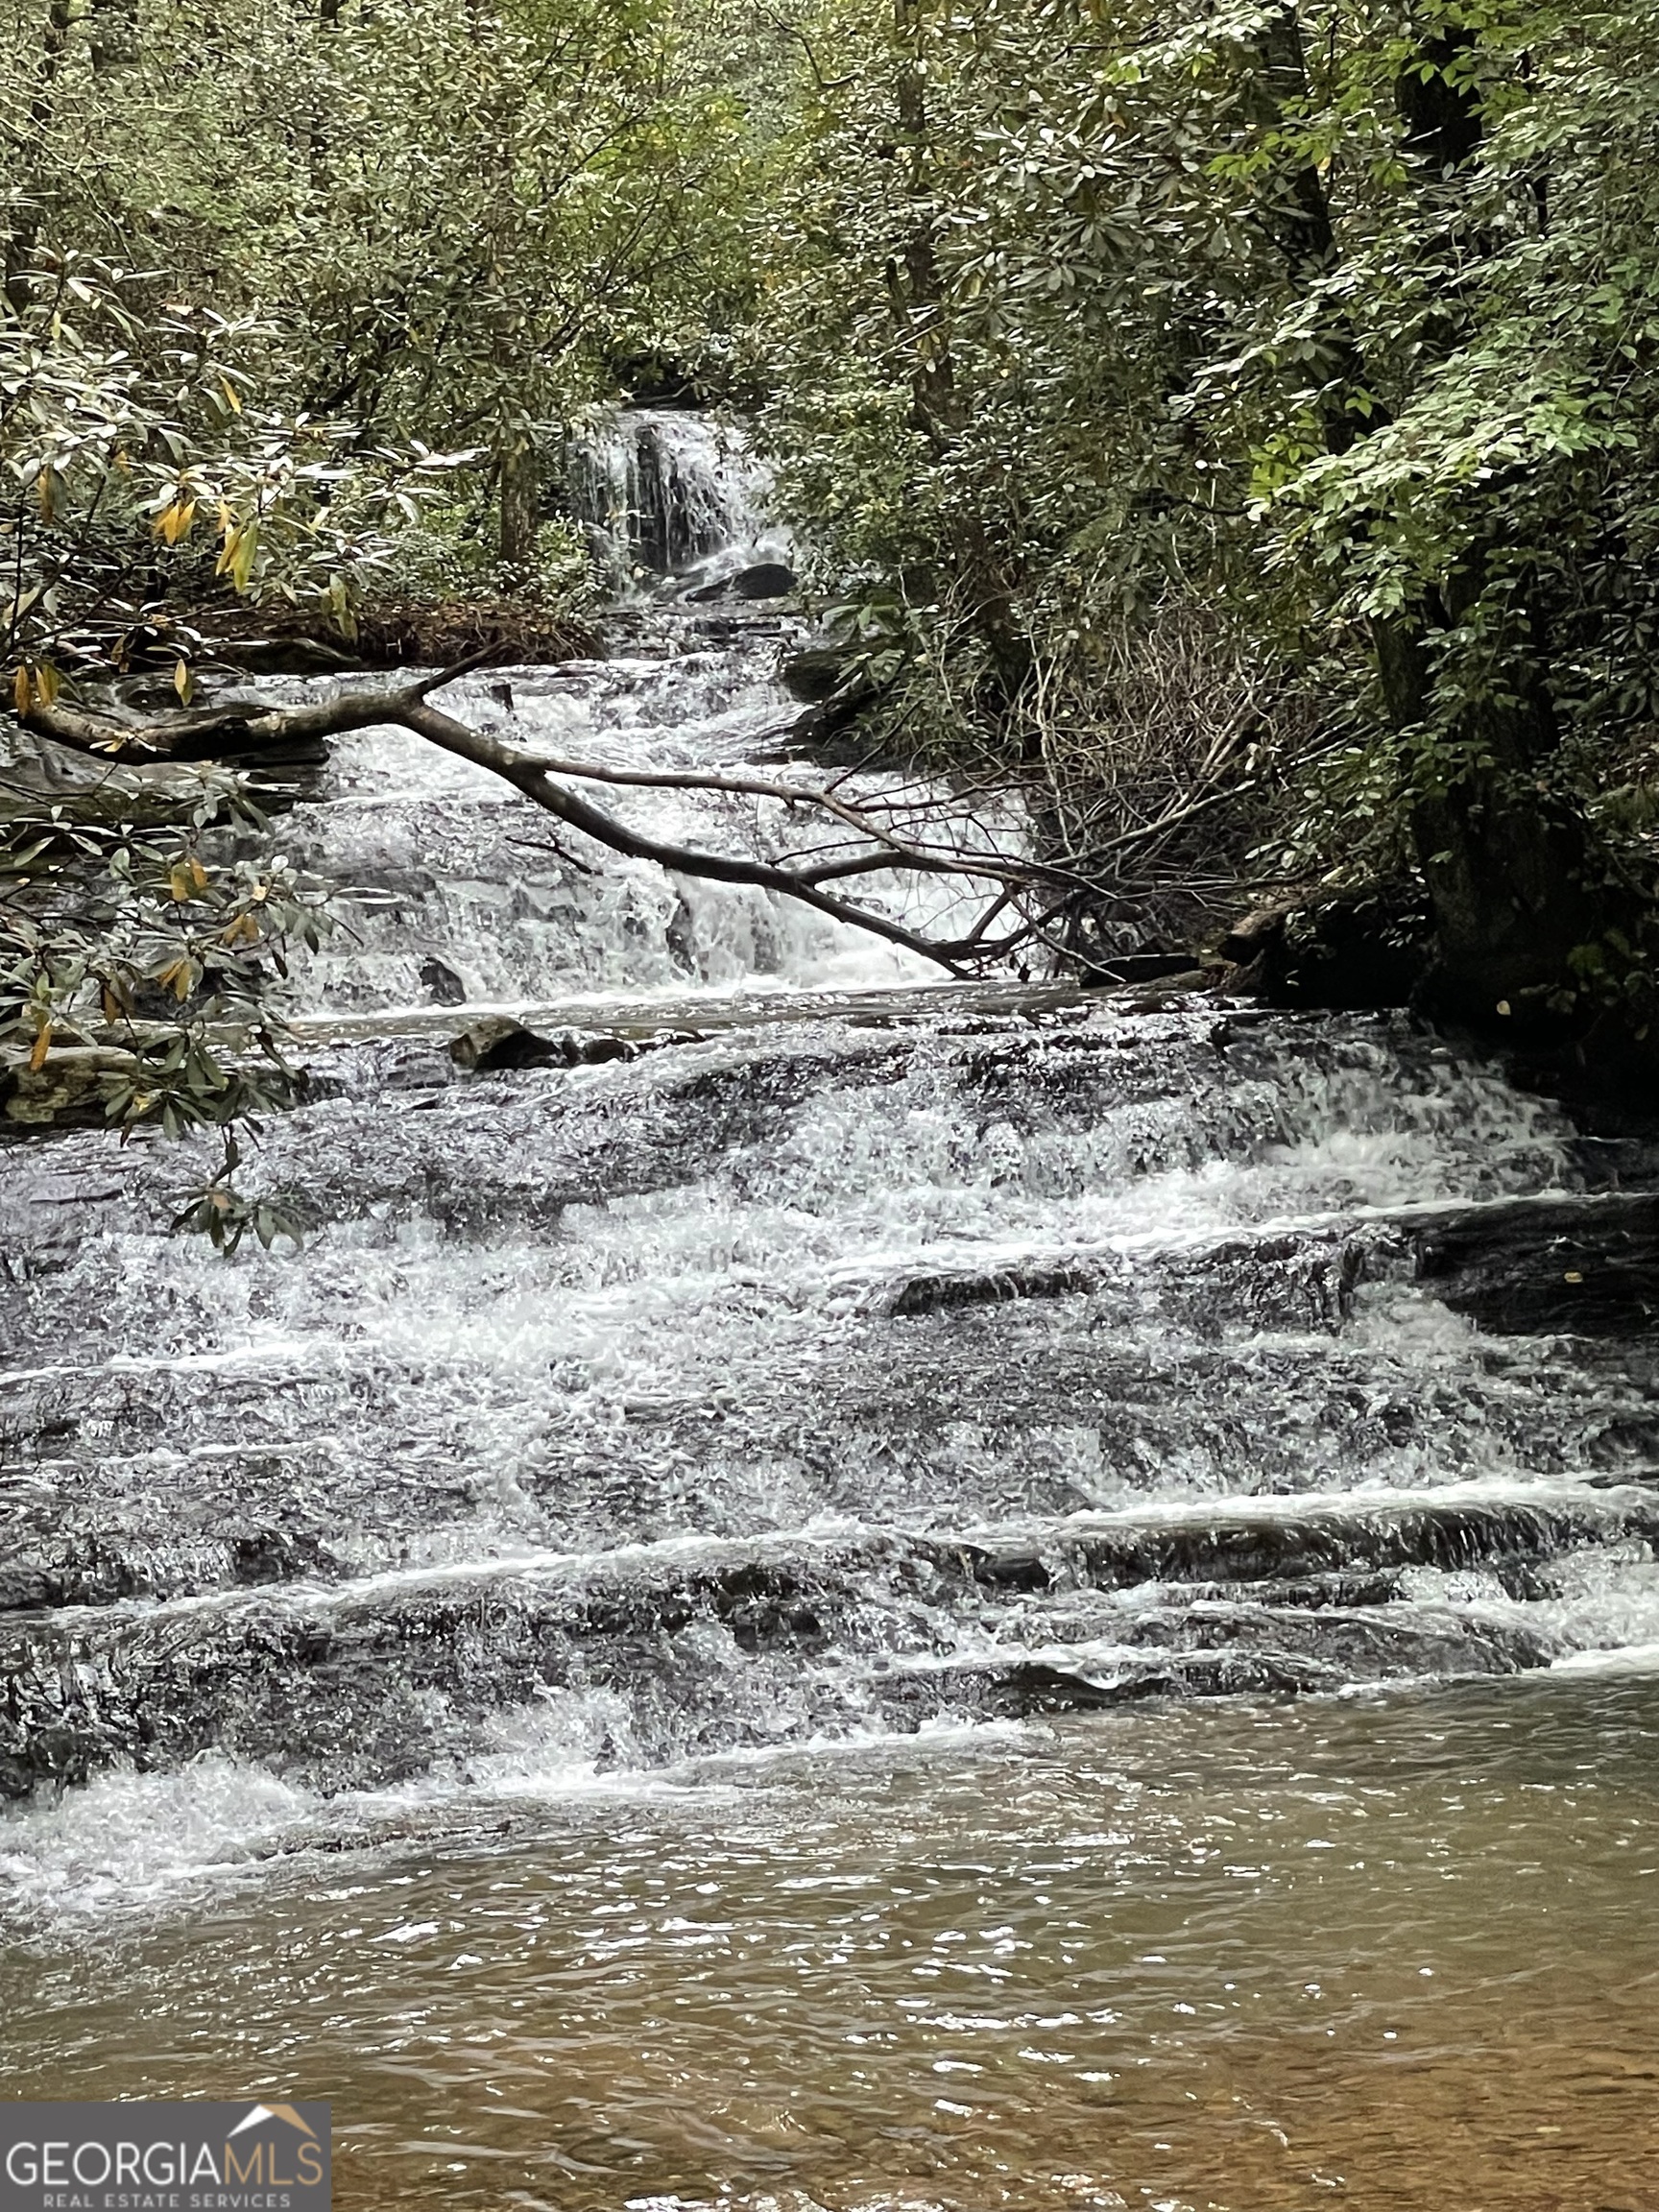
[228,2104,321,2141]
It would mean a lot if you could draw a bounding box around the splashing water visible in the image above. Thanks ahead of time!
[568,410,791,596]
[2,411,1657,2210]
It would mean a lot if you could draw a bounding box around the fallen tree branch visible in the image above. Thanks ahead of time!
[12,667,1065,975]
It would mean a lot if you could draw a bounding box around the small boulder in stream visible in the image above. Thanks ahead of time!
[685,561,797,604]
[1,1045,135,1127]
[781,644,854,704]
[420,956,469,1006]
[448,1018,714,1073]
[732,561,797,599]
[779,640,885,744]
[449,1018,637,1072]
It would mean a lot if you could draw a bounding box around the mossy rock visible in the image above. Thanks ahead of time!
[0,1046,135,1128]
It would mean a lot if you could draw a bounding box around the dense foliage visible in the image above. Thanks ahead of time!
[754,0,1659,1023]
[5,0,1659,1185]
[0,0,760,1181]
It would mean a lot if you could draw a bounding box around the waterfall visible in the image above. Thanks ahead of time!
[3,420,1658,1905]
[567,408,791,593]
[5,397,1657,2212]
[271,637,965,1013]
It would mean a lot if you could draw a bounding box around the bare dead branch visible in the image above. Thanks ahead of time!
[11,671,1040,974]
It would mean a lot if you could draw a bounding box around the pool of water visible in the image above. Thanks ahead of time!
[5,1669,1656,2212]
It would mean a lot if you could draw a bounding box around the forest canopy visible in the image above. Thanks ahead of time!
[6,0,1659,1192]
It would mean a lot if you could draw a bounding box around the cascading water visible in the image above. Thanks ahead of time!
[4,412,1658,2210]
[276,635,955,1013]
[568,410,791,596]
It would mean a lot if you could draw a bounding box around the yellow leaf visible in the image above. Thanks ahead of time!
[220,374,242,415]
[188,855,209,890]
[169,862,192,902]
[35,661,60,707]
[28,1022,52,1072]
[101,984,124,1024]
[156,499,197,546]
[36,471,54,522]
[229,521,259,594]
[173,658,195,704]
[172,960,193,1001]
[12,664,32,715]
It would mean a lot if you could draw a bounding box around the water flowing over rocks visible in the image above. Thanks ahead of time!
[569,410,790,598]
[4,414,1659,1853]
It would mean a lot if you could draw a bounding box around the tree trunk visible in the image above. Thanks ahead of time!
[887,0,1030,711]
[497,441,540,577]
[1251,7,1624,1031]
[890,0,955,450]
[1393,559,1604,1022]
[86,0,138,72]
[4,0,74,318]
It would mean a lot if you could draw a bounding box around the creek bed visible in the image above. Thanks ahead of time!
[4,1673,1658,2210]
[3,422,1658,2206]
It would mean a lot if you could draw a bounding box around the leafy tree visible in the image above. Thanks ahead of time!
[12,0,1659,1198]
[755,0,1659,1045]
[0,0,761,1204]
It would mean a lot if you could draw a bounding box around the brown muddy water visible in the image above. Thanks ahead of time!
[4,1671,1655,2212]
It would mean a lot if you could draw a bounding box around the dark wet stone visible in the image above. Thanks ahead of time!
[781,645,855,704]
[1,1491,1650,1800]
[684,562,797,605]
[732,562,796,599]
[1411,1192,1659,1336]
[420,957,468,1006]
[447,1019,638,1072]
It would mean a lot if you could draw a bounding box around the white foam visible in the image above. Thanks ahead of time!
[0,1716,1037,1918]
[0,1758,318,1914]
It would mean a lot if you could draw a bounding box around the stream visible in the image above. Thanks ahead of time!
[2,414,1658,2211]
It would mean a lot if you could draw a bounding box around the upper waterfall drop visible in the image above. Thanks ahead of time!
[260,404,966,1017]
[567,408,792,596]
